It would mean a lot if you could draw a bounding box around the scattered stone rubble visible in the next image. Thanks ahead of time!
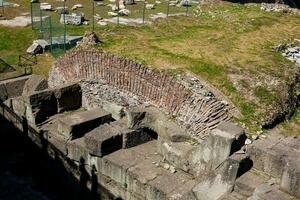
[274,39,300,67]
[260,3,299,13]
[76,31,101,47]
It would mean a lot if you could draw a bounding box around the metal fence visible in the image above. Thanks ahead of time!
[29,0,194,57]
[0,0,4,16]
[30,2,75,58]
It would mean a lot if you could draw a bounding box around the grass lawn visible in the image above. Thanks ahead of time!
[1,0,300,134]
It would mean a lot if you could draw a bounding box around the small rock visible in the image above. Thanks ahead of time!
[251,135,259,140]
[108,11,118,17]
[170,166,176,173]
[245,138,252,145]
[97,21,107,26]
[146,4,155,9]
[118,9,130,16]
[40,3,52,10]
[72,4,83,10]
[163,163,170,170]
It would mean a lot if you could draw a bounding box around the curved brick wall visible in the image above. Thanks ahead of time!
[49,48,230,139]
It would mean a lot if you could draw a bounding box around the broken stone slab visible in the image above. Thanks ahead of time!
[118,9,130,16]
[84,123,123,157]
[167,179,197,200]
[127,154,166,198]
[193,173,233,200]
[247,134,289,178]
[110,120,154,148]
[53,83,82,113]
[155,119,191,142]
[97,21,108,26]
[97,147,145,187]
[280,156,300,198]
[234,171,266,197]
[60,13,83,25]
[146,4,155,9]
[33,39,49,50]
[26,42,42,55]
[22,75,48,96]
[24,89,58,125]
[40,2,52,10]
[71,4,83,10]
[57,108,113,139]
[248,183,292,200]
[108,11,118,17]
[157,137,195,172]
[146,170,193,199]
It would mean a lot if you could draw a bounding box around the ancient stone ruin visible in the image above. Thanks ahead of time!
[0,48,299,200]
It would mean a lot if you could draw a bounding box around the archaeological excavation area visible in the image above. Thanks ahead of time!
[0,48,299,200]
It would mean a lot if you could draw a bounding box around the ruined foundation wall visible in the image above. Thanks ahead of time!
[49,48,230,139]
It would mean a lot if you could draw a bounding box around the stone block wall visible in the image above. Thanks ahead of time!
[49,48,230,139]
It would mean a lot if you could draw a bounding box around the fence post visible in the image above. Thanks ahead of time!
[166,0,170,17]
[92,1,95,31]
[39,8,44,39]
[49,17,53,53]
[30,2,34,30]
[117,0,119,25]
[185,5,188,16]
[142,0,146,24]
[63,0,66,52]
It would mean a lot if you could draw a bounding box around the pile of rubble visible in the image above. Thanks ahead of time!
[260,3,299,13]
[76,31,101,48]
[273,39,300,67]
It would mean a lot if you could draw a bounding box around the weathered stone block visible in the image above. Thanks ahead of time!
[157,137,194,172]
[66,137,89,162]
[24,89,57,125]
[22,75,48,95]
[191,121,246,176]
[84,123,123,157]
[127,154,166,198]
[167,180,197,200]
[146,171,193,200]
[193,173,233,200]
[11,96,26,117]
[57,108,112,139]
[98,148,145,187]
[280,157,300,198]
[248,183,291,200]
[248,141,287,178]
[0,75,30,101]
[103,102,125,120]
[155,119,190,142]
[110,120,154,148]
[54,83,82,113]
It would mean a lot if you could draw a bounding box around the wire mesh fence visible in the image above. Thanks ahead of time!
[29,0,196,57]
[0,0,4,16]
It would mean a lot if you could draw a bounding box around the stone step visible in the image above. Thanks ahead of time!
[248,183,293,200]
[57,108,113,140]
[84,123,123,157]
[234,170,267,197]
[97,141,196,199]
